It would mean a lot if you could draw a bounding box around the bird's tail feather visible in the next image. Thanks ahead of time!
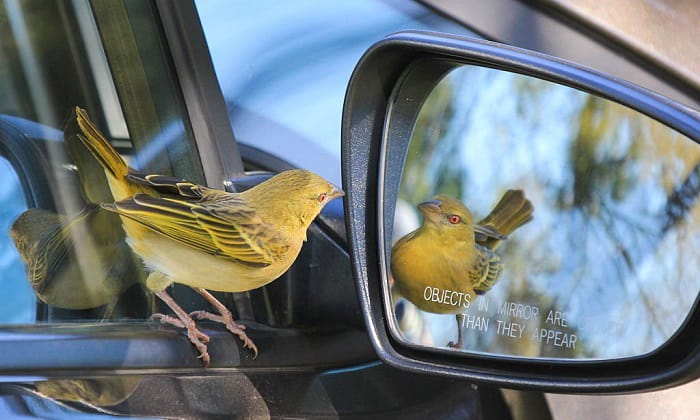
[478,190,533,249]
[68,107,128,180]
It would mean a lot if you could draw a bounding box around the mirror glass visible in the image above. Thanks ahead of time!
[385,65,700,360]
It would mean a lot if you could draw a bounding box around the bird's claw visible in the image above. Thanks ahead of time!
[197,352,211,366]
[149,312,212,365]
[189,309,257,358]
[150,312,186,328]
[187,329,211,367]
[150,312,211,343]
[241,337,259,359]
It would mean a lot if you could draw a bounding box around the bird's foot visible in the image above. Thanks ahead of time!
[190,310,258,358]
[150,312,183,327]
[149,313,210,342]
[447,340,463,349]
[151,287,214,366]
[150,312,211,365]
[186,328,211,367]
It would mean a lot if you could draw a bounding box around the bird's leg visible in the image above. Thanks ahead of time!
[190,288,258,358]
[98,294,120,322]
[151,288,211,366]
[447,314,466,349]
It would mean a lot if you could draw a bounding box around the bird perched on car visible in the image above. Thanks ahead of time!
[68,107,344,365]
[391,191,533,348]
[10,111,143,317]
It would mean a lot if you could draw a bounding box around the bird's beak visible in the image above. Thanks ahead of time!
[328,186,345,201]
[418,199,442,223]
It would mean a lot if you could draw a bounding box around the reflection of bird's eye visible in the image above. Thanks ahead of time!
[449,215,461,224]
[318,193,327,203]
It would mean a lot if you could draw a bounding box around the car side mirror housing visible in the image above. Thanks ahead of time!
[341,31,700,392]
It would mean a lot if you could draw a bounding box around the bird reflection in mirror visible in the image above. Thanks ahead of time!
[391,191,533,349]
[65,108,343,365]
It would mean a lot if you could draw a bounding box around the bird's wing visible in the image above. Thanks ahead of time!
[470,245,504,295]
[390,229,419,252]
[104,194,288,266]
[126,171,222,200]
[473,224,506,243]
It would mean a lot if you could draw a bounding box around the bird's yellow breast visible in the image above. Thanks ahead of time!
[391,228,476,314]
[121,218,301,292]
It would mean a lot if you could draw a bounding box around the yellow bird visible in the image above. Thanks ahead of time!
[10,111,142,316]
[70,108,344,365]
[391,191,533,348]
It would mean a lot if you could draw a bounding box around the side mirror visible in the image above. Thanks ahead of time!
[342,31,700,391]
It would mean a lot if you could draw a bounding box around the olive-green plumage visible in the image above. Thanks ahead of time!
[62,108,344,364]
[391,191,533,347]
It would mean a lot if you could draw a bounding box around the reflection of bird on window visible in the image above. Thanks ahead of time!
[11,205,139,316]
[391,191,533,349]
[55,108,343,365]
[10,110,144,317]
[35,376,142,407]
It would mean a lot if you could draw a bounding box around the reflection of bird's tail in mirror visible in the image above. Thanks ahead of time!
[471,189,534,296]
[477,189,534,250]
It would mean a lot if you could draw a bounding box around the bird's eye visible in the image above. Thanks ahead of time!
[318,192,327,203]
[449,214,461,224]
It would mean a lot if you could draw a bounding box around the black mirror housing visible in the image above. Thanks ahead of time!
[341,31,700,392]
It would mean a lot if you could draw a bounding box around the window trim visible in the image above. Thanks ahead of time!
[154,0,245,190]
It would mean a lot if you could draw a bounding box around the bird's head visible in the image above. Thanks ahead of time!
[254,169,344,234]
[418,194,507,243]
[418,194,474,231]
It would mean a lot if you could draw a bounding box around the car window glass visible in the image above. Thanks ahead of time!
[196,0,475,183]
[0,157,33,323]
[0,0,202,324]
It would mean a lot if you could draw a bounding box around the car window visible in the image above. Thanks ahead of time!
[196,0,475,184]
[0,0,203,324]
[0,157,33,322]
